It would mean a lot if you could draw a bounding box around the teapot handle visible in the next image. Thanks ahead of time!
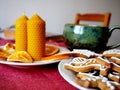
[107,25,120,49]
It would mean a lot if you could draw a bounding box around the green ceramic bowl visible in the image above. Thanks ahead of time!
[63,24,120,52]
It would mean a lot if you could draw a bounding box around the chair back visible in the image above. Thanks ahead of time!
[74,12,111,27]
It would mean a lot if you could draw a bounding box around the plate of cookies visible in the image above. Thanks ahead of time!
[58,49,120,90]
[0,43,70,67]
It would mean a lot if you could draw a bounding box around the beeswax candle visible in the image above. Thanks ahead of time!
[27,14,45,60]
[15,14,28,51]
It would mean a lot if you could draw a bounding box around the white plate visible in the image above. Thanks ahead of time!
[58,58,96,90]
[0,45,69,67]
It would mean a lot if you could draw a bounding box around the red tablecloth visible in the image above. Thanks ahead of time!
[0,38,78,90]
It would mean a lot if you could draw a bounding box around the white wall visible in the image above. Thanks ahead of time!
[0,0,120,47]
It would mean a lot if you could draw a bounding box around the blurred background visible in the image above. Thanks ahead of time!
[0,0,120,47]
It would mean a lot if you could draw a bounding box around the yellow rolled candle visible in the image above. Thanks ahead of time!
[15,14,28,51]
[27,14,45,60]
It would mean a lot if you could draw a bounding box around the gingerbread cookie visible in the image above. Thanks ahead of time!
[108,71,120,83]
[76,72,120,90]
[103,49,120,58]
[64,57,109,76]
[71,49,100,58]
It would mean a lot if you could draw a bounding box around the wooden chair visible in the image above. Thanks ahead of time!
[74,12,111,27]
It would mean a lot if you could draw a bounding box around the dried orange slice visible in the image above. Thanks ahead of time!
[42,52,70,61]
[0,48,11,60]
[4,43,15,54]
[7,51,33,63]
[45,44,60,56]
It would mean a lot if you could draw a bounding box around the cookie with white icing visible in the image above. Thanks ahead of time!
[64,57,110,76]
[76,72,120,90]
[108,71,120,83]
[103,49,120,58]
[71,49,100,58]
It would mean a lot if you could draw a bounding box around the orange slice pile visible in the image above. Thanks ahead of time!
[0,44,60,63]
[7,51,33,63]
[45,44,60,56]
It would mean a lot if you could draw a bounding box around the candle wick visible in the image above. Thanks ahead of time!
[22,12,26,16]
